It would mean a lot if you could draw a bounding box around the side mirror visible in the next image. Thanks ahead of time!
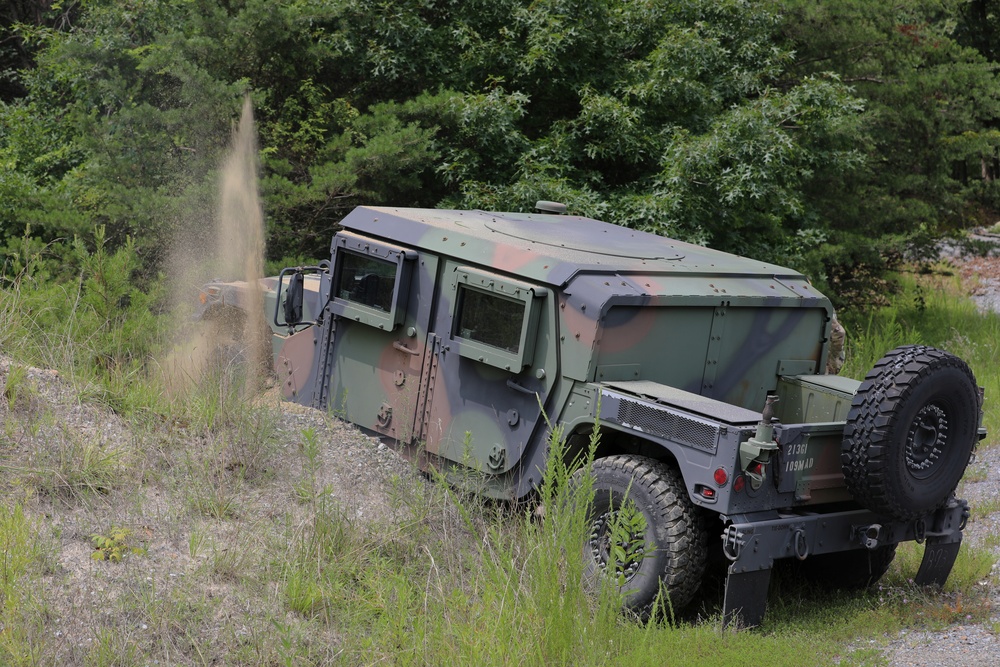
[274,266,326,329]
[284,271,304,324]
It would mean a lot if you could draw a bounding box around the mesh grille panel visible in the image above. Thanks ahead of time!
[616,397,719,453]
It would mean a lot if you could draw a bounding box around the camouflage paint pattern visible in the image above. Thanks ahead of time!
[198,206,848,503]
[324,207,837,500]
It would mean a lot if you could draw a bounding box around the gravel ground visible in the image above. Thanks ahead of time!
[943,230,1000,313]
[880,443,1000,666]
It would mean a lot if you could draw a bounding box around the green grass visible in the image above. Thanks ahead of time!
[841,267,1000,438]
[1,260,998,665]
[0,504,49,665]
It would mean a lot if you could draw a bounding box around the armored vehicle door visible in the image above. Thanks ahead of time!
[318,232,437,443]
[417,262,552,478]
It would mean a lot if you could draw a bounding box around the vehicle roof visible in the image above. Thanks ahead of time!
[341,206,806,287]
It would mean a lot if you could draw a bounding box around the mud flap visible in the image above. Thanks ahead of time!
[914,538,962,587]
[722,568,771,629]
[913,498,968,587]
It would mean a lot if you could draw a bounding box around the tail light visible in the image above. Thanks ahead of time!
[733,475,746,493]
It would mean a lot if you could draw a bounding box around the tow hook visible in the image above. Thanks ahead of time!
[722,525,746,561]
[856,524,882,550]
[792,527,809,560]
[739,394,780,489]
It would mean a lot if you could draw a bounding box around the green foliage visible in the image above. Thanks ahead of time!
[3,0,998,310]
[0,503,45,664]
[74,227,161,374]
[90,526,146,563]
[443,0,869,267]
[605,496,649,587]
[775,0,1000,298]
[1,364,38,414]
[840,268,1000,439]
[1,224,169,421]
[0,504,39,601]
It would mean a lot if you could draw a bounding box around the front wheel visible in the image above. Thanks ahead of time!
[579,455,707,614]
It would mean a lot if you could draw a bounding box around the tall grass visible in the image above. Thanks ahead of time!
[0,234,170,422]
[841,268,1000,438]
[0,504,47,664]
[268,423,992,666]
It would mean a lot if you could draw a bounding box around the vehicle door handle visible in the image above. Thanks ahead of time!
[506,379,536,396]
[393,341,419,355]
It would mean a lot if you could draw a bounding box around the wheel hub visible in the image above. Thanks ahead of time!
[589,509,645,583]
[905,404,948,478]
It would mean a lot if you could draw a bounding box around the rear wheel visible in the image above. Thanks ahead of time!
[580,455,707,614]
[842,346,980,521]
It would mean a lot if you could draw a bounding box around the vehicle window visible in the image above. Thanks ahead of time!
[337,252,396,312]
[456,286,525,353]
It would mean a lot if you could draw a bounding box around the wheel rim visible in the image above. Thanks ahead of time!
[905,404,948,480]
[589,508,646,583]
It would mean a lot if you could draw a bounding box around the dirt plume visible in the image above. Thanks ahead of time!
[217,95,269,393]
[159,95,269,396]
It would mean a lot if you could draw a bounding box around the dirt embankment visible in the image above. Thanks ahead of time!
[0,354,426,663]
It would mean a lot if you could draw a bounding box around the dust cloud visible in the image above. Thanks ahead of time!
[217,95,269,394]
[218,95,266,302]
[158,95,270,398]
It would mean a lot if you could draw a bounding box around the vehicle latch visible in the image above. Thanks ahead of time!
[739,394,780,488]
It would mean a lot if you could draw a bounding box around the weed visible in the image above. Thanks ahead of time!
[186,464,241,520]
[970,496,1000,522]
[963,462,989,484]
[4,434,126,501]
[91,526,147,562]
[224,405,280,482]
[188,524,207,559]
[0,504,48,663]
[2,364,40,415]
[87,627,142,667]
[980,531,1000,551]
[280,498,356,620]
[0,504,40,600]
[180,357,251,432]
[604,495,651,587]
[209,536,255,582]
[300,426,322,474]
[183,424,279,519]
[330,387,349,420]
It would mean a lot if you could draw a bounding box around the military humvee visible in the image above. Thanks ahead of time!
[198,204,984,626]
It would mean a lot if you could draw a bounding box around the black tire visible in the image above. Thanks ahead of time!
[797,545,897,590]
[842,345,980,521]
[580,455,707,614]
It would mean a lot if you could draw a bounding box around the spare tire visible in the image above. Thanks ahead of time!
[842,345,980,521]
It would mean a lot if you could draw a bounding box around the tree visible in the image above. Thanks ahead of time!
[0,1,82,101]
[773,0,1000,302]
[5,0,995,310]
